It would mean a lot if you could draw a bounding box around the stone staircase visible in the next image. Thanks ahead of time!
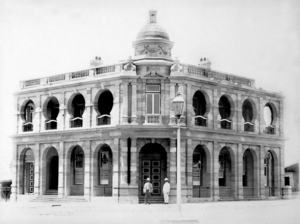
[30,195,88,203]
[139,196,164,204]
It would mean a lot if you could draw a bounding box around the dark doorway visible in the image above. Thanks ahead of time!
[139,143,167,202]
[49,156,59,190]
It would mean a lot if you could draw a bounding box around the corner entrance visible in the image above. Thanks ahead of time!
[139,143,167,203]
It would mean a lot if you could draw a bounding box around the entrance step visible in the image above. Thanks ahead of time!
[139,196,164,204]
[30,196,87,203]
[218,197,236,201]
[243,196,262,201]
[45,190,58,195]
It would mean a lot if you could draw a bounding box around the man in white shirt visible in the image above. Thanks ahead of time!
[163,178,170,204]
[143,178,153,204]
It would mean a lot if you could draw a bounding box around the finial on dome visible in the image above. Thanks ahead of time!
[149,10,157,23]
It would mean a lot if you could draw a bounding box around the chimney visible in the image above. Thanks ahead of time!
[149,10,157,23]
[90,56,103,67]
[198,58,211,69]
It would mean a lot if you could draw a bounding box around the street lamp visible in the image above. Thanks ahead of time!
[172,91,185,212]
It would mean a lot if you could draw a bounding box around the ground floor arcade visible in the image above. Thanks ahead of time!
[11,137,284,203]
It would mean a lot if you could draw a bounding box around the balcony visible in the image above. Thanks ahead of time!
[144,114,162,125]
[220,119,231,129]
[194,116,207,127]
[70,117,83,128]
[97,115,111,126]
[23,123,33,132]
[244,122,254,132]
[45,120,57,130]
[264,126,275,134]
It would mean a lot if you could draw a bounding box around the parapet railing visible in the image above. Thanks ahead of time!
[21,61,254,89]
[20,63,124,89]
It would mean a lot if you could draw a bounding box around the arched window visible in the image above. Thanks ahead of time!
[242,99,254,132]
[23,100,35,132]
[95,90,114,125]
[264,103,275,134]
[44,97,59,130]
[219,147,231,188]
[70,94,85,128]
[218,95,232,129]
[71,146,84,185]
[193,91,207,126]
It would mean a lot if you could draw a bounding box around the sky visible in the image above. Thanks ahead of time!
[0,0,300,179]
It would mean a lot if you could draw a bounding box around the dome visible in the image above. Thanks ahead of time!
[136,11,170,40]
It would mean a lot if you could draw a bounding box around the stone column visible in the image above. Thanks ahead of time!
[58,141,65,197]
[112,138,120,198]
[84,140,91,200]
[164,80,170,124]
[279,100,284,137]
[212,141,220,201]
[121,83,129,124]
[236,143,244,199]
[57,92,65,130]
[258,97,264,134]
[131,83,138,125]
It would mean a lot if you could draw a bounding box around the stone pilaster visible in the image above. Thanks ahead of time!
[237,94,243,132]
[212,89,218,130]
[258,97,264,134]
[169,139,177,188]
[186,139,193,199]
[34,143,41,197]
[120,138,128,186]
[130,138,138,186]
[258,145,266,199]
[84,140,91,200]
[84,88,92,128]
[236,143,244,199]
[186,84,194,126]
[33,95,41,133]
[57,92,65,130]
[212,141,220,201]
[11,143,18,201]
[121,83,129,124]
[58,141,65,197]
[164,79,170,123]
[112,138,120,198]
[131,84,138,125]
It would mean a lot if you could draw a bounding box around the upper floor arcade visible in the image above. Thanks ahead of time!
[14,59,284,138]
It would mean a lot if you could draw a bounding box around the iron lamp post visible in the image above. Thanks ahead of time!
[172,91,185,212]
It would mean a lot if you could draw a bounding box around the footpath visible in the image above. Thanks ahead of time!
[0,198,299,224]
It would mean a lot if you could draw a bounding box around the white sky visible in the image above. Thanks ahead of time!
[0,0,300,179]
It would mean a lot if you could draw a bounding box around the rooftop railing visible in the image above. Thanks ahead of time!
[20,61,254,89]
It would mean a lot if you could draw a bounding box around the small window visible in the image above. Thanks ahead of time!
[285,177,290,186]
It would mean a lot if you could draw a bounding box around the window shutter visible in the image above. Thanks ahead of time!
[154,94,160,114]
[147,94,152,114]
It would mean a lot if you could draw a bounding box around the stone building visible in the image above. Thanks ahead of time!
[11,11,286,203]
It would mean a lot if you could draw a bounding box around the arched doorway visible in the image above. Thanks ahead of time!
[21,148,35,194]
[69,146,85,196]
[264,151,275,197]
[139,143,167,200]
[192,145,209,198]
[44,147,59,194]
[218,147,234,198]
[242,149,254,197]
[93,144,113,196]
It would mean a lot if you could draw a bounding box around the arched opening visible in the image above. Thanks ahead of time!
[192,145,209,197]
[242,149,255,197]
[219,147,233,198]
[93,144,113,196]
[21,148,35,194]
[22,100,35,132]
[218,95,232,129]
[139,143,167,201]
[242,99,254,132]
[264,151,275,196]
[68,94,85,128]
[43,97,59,130]
[193,91,208,126]
[94,89,114,125]
[43,147,59,194]
[69,146,85,195]
[264,103,276,134]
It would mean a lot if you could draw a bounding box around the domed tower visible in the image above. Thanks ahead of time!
[132,11,174,75]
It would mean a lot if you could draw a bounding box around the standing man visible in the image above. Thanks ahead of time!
[163,178,170,204]
[143,178,153,204]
